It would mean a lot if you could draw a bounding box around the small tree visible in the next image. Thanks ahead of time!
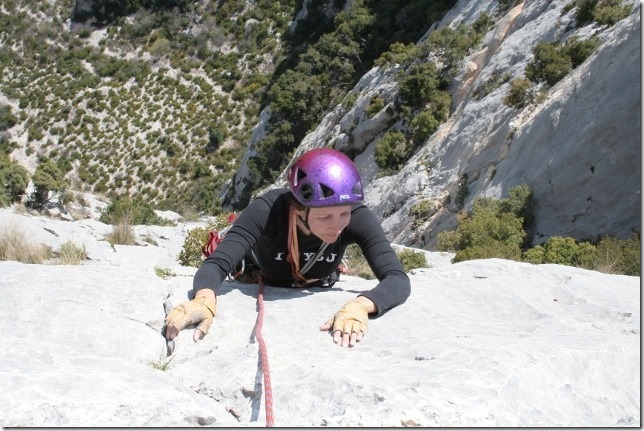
[0,154,29,207]
[29,159,67,209]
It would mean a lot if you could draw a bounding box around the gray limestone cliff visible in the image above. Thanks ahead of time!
[226,0,641,249]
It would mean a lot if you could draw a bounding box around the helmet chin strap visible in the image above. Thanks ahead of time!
[298,207,311,231]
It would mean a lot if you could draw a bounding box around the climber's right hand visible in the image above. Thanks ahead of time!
[164,294,217,342]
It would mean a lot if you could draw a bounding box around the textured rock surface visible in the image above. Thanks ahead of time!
[0,210,639,427]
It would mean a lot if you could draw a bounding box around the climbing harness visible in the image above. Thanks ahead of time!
[255,274,275,427]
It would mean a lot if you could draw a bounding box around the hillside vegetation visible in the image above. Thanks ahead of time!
[0,0,459,213]
[1,0,291,212]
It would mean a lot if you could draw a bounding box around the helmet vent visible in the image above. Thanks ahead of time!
[352,182,363,196]
[299,184,314,202]
[294,168,307,186]
[319,183,335,199]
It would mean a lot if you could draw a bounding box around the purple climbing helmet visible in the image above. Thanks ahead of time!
[288,148,364,207]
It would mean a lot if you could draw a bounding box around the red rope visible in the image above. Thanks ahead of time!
[256,275,275,427]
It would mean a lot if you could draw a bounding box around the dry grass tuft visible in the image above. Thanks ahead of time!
[0,221,52,264]
[105,217,137,246]
[56,240,87,265]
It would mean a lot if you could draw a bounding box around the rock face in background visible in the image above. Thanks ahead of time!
[224,107,271,209]
[229,0,641,249]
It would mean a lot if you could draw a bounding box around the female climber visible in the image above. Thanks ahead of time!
[165,147,411,348]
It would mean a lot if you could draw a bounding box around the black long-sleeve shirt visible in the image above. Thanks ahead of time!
[192,188,410,317]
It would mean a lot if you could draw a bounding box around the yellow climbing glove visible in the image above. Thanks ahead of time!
[165,295,216,341]
[325,298,369,336]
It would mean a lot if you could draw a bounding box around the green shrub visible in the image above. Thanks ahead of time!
[521,244,545,264]
[374,42,419,67]
[154,266,176,279]
[525,36,601,88]
[454,240,523,262]
[499,184,535,228]
[564,36,601,68]
[100,198,170,226]
[574,0,599,25]
[525,42,572,86]
[421,24,483,75]
[342,93,357,109]
[436,185,534,263]
[0,132,17,155]
[398,63,442,109]
[177,214,233,267]
[366,95,385,118]
[455,173,469,208]
[396,248,428,272]
[0,105,18,132]
[409,199,435,227]
[593,0,632,26]
[450,209,525,263]
[411,110,440,145]
[503,78,533,109]
[474,70,511,100]
[207,124,227,153]
[472,12,495,35]
[149,37,171,57]
[0,154,29,207]
[498,0,522,11]
[374,130,411,174]
[521,234,639,276]
[575,0,631,26]
[542,236,592,265]
[435,227,460,252]
[590,235,640,275]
